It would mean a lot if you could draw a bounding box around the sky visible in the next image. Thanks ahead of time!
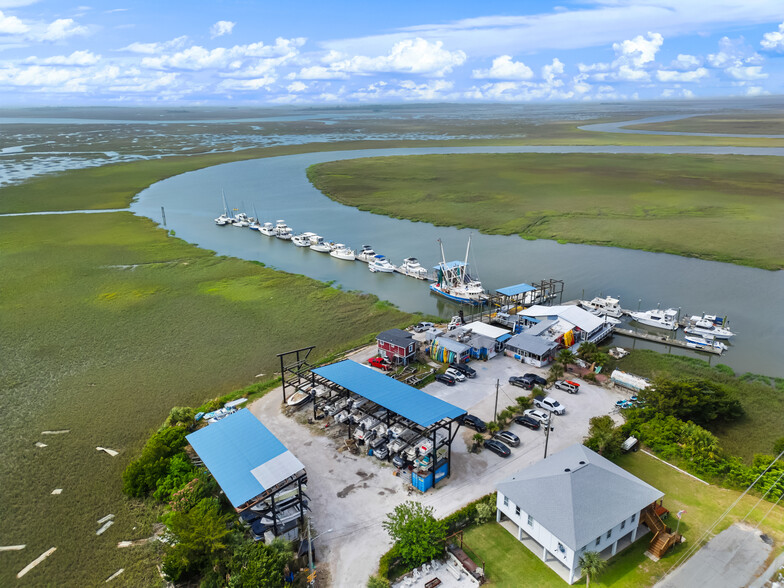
[0,0,782,105]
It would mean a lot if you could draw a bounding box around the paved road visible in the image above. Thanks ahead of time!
[655,523,773,588]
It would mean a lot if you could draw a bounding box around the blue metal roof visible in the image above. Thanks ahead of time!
[313,360,466,428]
[187,409,303,508]
[433,260,466,271]
[496,283,535,296]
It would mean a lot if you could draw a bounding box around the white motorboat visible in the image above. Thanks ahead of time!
[684,315,735,339]
[356,245,377,263]
[579,296,622,318]
[273,219,292,239]
[233,212,250,227]
[330,244,355,261]
[309,237,333,253]
[214,190,234,225]
[395,257,429,279]
[430,235,488,305]
[248,206,262,230]
[684,334,728,353]
[291,234,312,247]
[259,222,275,236]
[628,307,679,330]
[286,389,312,408]
[369,254,395,273]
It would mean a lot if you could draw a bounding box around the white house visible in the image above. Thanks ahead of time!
[495,444,664,584]
[517,305,614,347]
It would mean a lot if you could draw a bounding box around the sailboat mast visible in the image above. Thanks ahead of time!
[222,189,229,216]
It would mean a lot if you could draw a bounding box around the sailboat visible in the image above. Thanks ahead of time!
[429,235,487,305]
[214,190,233,225]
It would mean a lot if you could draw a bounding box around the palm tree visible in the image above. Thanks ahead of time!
[548,362,564,382]
[579,551,606,587]
[471,433,484,452]
[558,349,575,372]
[487,421,500,435]
[577,342,598,362]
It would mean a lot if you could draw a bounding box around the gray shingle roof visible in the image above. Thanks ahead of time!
[506,332,559,356]
[496,444,663,550]
[377,328,414,349]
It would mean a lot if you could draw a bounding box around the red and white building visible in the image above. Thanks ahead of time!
[376,328,416,365]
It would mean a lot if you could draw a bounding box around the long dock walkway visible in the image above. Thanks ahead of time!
[614,327,722,355]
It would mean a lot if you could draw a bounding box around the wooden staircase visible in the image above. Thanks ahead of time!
[641,504,680,559]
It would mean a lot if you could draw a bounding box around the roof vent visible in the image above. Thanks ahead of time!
[579,461,586,465]
[564,468,571,472]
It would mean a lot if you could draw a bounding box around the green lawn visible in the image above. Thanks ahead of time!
[463,451,784,587]
[308,153,784,270]
[0,211,413,586]
[627,114,784,135]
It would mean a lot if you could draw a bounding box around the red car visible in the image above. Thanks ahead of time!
[368,356,393,371]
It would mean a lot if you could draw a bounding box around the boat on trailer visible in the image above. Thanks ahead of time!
[429,235,488,305]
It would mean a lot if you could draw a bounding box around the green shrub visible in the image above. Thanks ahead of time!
[378,543,400,580]
[153,453,198,502]
[166,406,196,427]
[442,494,495,533]
[368,575,391,588]
[123,426,189,498]
[475,502,494,524]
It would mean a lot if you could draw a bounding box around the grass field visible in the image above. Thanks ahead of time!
[0,211,413,586]
[627,114,784,135]
[463,450,784,587]
[612,350,784,461]
[307,153,784,270]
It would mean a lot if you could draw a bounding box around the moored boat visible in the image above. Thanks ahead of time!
[628,307,679,330]
[430,236,488,305]
[330,244,355,261]
[356,245,376,263]
[232,212,250,227]
[260,222,276,236]
[579,296,622,318]
[684,315,735,339]
[368,254,395,273]
[684,333,728,353]
[291,233,312,247]
[309,237,333,252]
[395,257,429,279]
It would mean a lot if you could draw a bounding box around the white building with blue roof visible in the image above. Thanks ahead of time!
[496,444,663,584]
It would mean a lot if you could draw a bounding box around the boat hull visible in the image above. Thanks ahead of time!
[429,283,485,305]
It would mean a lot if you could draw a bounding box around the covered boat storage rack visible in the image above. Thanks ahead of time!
[308,359,467,492]
[187,409,308,537]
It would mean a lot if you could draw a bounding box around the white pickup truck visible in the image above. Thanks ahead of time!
[533,395,566,415]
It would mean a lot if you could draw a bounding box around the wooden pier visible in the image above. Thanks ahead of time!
[614,327,723,355]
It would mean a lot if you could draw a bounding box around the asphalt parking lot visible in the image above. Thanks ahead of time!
[250,348,630,587]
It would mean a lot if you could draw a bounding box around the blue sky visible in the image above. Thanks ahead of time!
[0,0,782,104]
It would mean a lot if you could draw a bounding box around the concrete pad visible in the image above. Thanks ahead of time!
[655,523,773,588]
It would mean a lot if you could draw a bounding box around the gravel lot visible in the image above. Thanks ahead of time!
[250,348,630,587]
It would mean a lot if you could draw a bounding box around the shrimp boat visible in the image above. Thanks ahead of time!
[684,334,728,354]
[430,236,488,305]
[330,244,355,261]
[579,296,622,318]
[395,257,428,279]
[684,314,735,339]
[356,245,377,263]
[628,307,679,330]
[368,254,395,273]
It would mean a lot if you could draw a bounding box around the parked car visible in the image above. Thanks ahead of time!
[493,430,521,447]
[483,439,511,457]
[513,415,541,431]
[444,367,466,382]
[509,375,535,390]
[449,362,477,378]
[368,356,393,371]
[554,380,580,393]
[434,373,456,386]
[462,414,487,433]
[524,373,548,387]
[523,408,551,425]
[622,436,639,453]
[413,321,435,333]
[533,395,566,415]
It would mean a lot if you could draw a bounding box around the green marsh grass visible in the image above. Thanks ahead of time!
[308,153,784,270]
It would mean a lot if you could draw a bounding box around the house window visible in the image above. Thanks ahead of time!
[621,520,626,530]
[409,344,414,352]
[527,514,533,526]
[631,513,636,523]
[595,537,600,546]
[503,496,508,507]
[607,530,612,539]
[515,506,520,516]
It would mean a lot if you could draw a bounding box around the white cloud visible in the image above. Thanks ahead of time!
[745,85,769,96]
[707,36,757,68]
[37,18,88,41]
[328,38,466,77]
[0,9,28,34]
[210,20,235,39]
[121,36,188,54]
[761,22,784,51]
[472,55,533,80]
[725,65,767,80]
[217,75,276,91]
[542,57,565,85]
[656,67,708,82]
[661,88,695,98]
[670,54,700,70]
[287,80,307,92]
[142,37,304,71]
[294,65,349,80]
[613,32,663,68]
[0,0,38,6]
[25,50,100,66]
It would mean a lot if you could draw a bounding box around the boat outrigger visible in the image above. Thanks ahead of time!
[430,236,488,305]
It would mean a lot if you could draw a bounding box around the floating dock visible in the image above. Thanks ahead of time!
[614,327,723,355]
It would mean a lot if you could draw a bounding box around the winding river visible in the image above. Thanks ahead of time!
[130,143,784,378]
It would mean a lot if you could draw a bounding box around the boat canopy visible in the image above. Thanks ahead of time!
[496,283,536,296]
[433,260,466,271]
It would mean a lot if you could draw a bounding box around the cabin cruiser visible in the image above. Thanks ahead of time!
[214,213,233,226]
[684,315,735,339]
[579,296,622,318]
[684,334,728,353]
[330,244,355,261]
[356,245,377,263]
[628,307,679,330]
[232,212,250,228]
[259,222,276,236]
[369,254,395,273]
[395,257,428,279]
[291,233,312,247]
[309,237,333,253]
[275,221,293,240]
[430,235,488,305]
[248,218,261,230]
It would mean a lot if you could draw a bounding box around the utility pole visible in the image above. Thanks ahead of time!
[543,418,553,459]
[307,518,315,586]
[493,379,499,422]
